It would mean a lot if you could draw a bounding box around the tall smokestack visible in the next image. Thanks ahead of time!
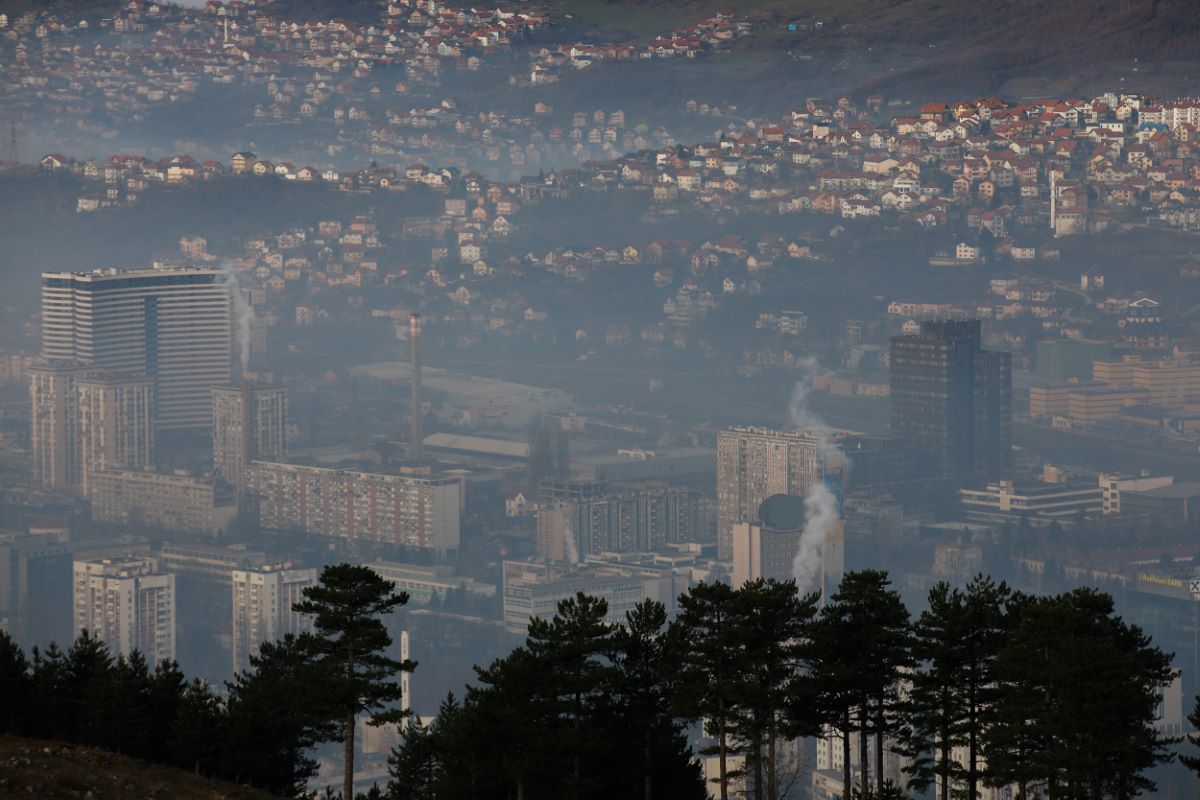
[410,313,423,461]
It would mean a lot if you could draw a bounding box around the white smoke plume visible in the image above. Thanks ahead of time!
[220,261,255,376]
[787,357,842,597]
[792,482,838,595]
[563,511,580,565]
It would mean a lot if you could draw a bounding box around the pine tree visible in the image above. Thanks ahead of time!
[0,631,30,734]
[169,678,225,775]
[294,563,414,800]
[673,581,744,800]
[729,579,819,800]
[610,599,705,800]
[811,571,910,799]
[984,588,1175,799]
[386,715,440,800]
[524,592,619,798]
[903,576,1011,800]
[1181,694,1200,778]
[225,633,340,795]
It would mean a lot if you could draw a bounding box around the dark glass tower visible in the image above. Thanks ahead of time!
[889,320,1011,483]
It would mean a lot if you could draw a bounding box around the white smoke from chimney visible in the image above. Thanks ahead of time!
[563,510,580,565]
[792,482,838,596]
[787,357,841,596]
[220,261,255,376]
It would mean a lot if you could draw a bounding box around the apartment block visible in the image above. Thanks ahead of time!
[212,383,287,490]
[716,426,831,560]
[90,469,237,535]
[247,461,461,554]
[231,563,316,673]
[72,557,175,666]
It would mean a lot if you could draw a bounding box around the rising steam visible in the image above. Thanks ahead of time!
[787,357,841,596]
[563,510,580,564]
[220,261,255,376]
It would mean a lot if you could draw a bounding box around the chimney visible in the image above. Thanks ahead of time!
[410,314,423,461]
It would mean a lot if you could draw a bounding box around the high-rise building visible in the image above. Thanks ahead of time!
[29,362,90,489]
[0,528,73,649]
[42,266,232,429]
[72,557,175,666]
[247,461,461,554]
[231,563,316,673]
[730,494,844,596]
[212,384,287,489]
[889,320,1011,484]
[76,373,155,496]
[716,427,831,561]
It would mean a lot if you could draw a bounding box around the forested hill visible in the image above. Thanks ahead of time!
[0,736,275,800]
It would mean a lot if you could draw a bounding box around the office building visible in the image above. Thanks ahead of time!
[212,383,287,489]
[537,487,711,561]
[231,563,316,673]
[0,529,73,648]
[90,469,237,535]
[76,373,155,496]
[72,557,175,666]
[42,266,231,429]
[716,427,833,561]
[29,362,91,490]
[247,461,461,554]
[960,479,1102,526]
[890,320,1011,484]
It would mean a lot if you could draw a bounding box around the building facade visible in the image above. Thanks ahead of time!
[890,320,1011,484]
[536,487,711,561]
[76,373,155,496]
[29,362,91,490]
[231,563,316,673]
[716,427,830,560]
[89,469,237,535]
[72,557,175,666]
[212,384,288,489]
[42,267,231,429]
[247,461,461,554]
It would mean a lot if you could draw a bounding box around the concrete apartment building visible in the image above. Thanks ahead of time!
[247,461,461,554]
[212,383,287,490]
[73,557,175,666]
[28,362,90,490]
[716,426,830,560]
[536,486,711,561]
[231,563,316,673]
[41,266,231,430]
[76,373,154,496]
[89,469,237,535]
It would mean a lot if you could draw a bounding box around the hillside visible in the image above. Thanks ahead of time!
[0,736,276,800]
[545,0,1200,102]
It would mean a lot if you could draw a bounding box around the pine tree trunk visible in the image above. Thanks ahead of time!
[344,711,355,800]
[968,679,978,800]
[842,712,851,800]
[644,732,653,800]
[859,704,870,799]
[753,725,764,800]
[939,719,950,800]
[766,727,777,800]
[719,698,729,800]
[874,698,884,794]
